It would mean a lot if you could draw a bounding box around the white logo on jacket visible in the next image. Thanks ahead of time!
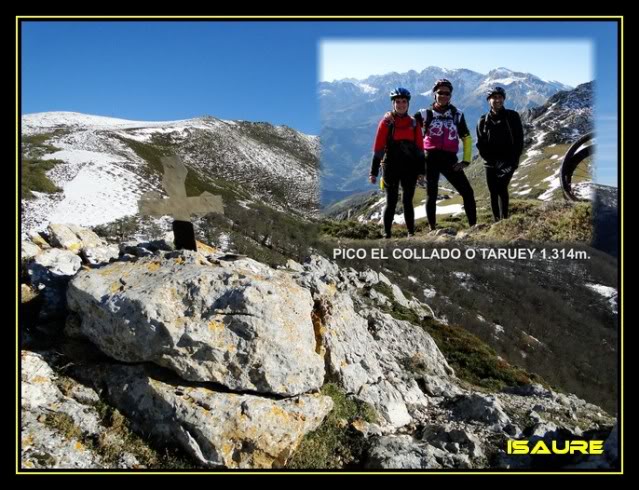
[424,109,459,141]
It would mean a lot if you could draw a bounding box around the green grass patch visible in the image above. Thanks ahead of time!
[22,130,66,159]
[21,131,69,199]
[412,186,427,206]
[183,165,250,202]
[286,383,377,469]
[320,219,384,240]
[201,200,322,267]
[42,411,83,441]
[41,383,194,469]
[115,135,171,177]
[92,400,194,469]
[487,200,592,242]
[368,281,544,392]
[316,195,590,245]
[22,158,64,199]
[422,321,540,392]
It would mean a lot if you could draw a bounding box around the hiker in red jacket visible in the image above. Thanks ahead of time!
[369,87,425,238]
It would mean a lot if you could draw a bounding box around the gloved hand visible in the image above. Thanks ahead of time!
[452,161,464,172]
[414,111,424,125]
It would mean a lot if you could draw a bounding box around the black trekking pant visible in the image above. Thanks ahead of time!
[425,151,476,228]
[485,165,516,221]
[383,173,417,236]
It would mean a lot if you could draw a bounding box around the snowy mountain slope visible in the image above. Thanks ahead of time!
[21,112,320,238]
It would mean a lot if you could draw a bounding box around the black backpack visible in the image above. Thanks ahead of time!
[382,118,423,175]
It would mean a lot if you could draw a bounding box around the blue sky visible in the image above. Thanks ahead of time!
[21,20,619,185]
[321,40,593,86]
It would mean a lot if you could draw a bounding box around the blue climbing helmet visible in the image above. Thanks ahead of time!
[389,87,411,101]
[486,86,507,99]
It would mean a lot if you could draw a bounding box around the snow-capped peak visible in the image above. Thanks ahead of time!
[486,67,515,78]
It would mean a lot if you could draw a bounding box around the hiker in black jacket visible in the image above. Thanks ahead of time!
[476,87,524,221]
